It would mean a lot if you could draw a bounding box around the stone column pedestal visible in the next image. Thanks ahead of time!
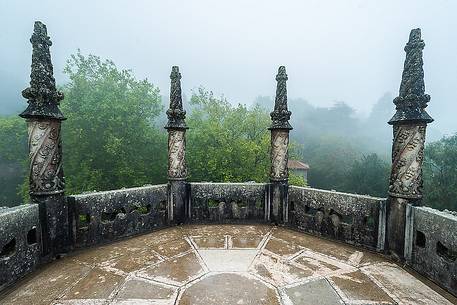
[268,67,292,224]
[269,129,290,223]
[386,29,433,258]
[165,66,189,224]
[167,129,189,223]
[20,22,70,257]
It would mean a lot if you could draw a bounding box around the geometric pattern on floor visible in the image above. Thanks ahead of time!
[0,225,455,305]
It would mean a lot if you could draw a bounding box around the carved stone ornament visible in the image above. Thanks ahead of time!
[270,129,289,181]
[168,129,187,180]
[165,66,187,129]
[27,120,65,195]
[270,66,292,130]
[388,124,426,199]
[20,21,65,120]
[389,28,433,125]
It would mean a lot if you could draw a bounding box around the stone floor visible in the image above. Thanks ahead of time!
[0,224,456,305]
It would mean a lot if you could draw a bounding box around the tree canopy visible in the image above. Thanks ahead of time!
[60,52,167,194]
[0,53,455,212]
[423,134,457,211]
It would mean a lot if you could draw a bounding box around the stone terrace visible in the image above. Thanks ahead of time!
[1,22,456,305]
[1,224,455,305]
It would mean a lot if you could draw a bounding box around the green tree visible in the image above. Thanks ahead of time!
[187,88,271,182]
[342,153,390,197]
[289,173,307,187]
[60,52,167,194]
[423,134,457,211]
[303,135,360,190]
[0,116,27,205]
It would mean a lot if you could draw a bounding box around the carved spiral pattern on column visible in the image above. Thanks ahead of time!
[270,130,289,181]
[389,124,426,199]
[28,120,65,195]
[168,129,187,179]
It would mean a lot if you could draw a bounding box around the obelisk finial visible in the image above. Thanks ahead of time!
[165,66,187,129]
[270,66,292,130]
[388,28,433,125]
[20,21,65,120]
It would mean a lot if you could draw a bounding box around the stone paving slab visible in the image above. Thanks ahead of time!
[0,225,455,305]
[62,268,124,300]
[178,273,280,305]
[329,270,395,304]
[283,279,342,305]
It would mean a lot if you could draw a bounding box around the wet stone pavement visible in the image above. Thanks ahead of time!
[0,225,456,305]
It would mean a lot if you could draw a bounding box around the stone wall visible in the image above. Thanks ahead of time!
[189,183,267,223]
[0,205,41,290]
[68,185,168,248]
[409,207,457,296]
[288,186,386,250]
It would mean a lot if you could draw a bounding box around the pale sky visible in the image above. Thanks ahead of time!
[1,0,456,134]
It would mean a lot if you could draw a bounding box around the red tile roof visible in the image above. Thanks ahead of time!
[288,160,310,170]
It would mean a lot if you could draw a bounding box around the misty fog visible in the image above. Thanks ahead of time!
[1,0,456,134]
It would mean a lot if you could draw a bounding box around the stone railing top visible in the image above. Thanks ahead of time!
[70,184,167,199]
[190,182,267,186]
[0,205,37,216]
[290,185,386,201]
[415,206,457,221]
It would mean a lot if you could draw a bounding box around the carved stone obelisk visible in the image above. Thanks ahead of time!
[165,66,189,224]
[268,66,292,223]
[20,21,70,256]
[387,29,433,258]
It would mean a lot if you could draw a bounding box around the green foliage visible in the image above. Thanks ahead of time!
[0,116,27,206]
[423,133,457,211]
[342,153,390,197]
[289,173,307,187]
[60,51,167,194]
[302,135,360,191]
[187,88,271,183]
[2,52,456,213]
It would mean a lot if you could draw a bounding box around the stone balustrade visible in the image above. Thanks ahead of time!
[68,184,168,248]
[0,205,41,290]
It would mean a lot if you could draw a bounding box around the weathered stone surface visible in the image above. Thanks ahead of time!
[140,252,204,285]
[387,29,433,259]
[167,130,187,179]
[1,224,455,304]
[191,235,226,249]
[283,279,341,305]
[288,186,385,249]
[19,22,69,258]
[151,237,192,258]
[0,205,41,291]
[115,277,176,300]
[165,66,187,130]
[68,185,167,248]
[0,258,91,305]
[362,262,453,304]
[199,249,258,272]
[389,29,433,125]
[62,268,124,299]
[330,270,394,303]
[269,66,292,131]
[252,253,313,287]
[264,236,302,257]
[190,182,267,222]
[20,21,64,120]
[270,130,289,181]
[167,180,189,224]
[26,120,65,196]
[410,207,457,296]
[178,273,280,305]
[389,124,427,199]
[165,66,189,224]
